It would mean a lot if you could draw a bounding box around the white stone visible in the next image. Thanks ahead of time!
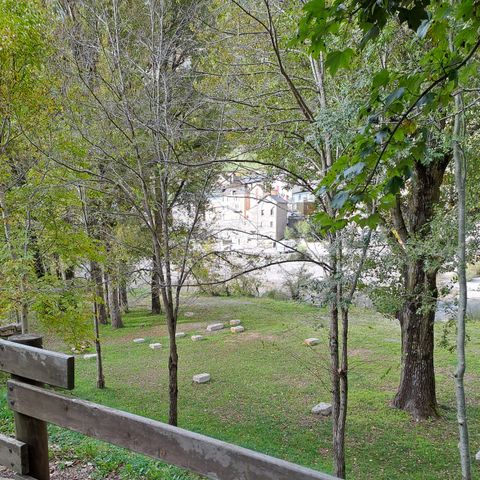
[184,311,195,317]
[83,354,97,360]
[206,323,224,332]
[191,335,204,341]
[304,338,320,346]
[175,332,186,338]
[133,338,146,343]
[229,319,241,326]
[230,326,245,333]
[475,451,480,462]
[149,343,162,350]
[311,403,332,416]
[193,373,211,384]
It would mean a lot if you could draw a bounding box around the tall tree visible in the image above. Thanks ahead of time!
[199,2,374,475]
[58,0,224,425]
[298,0,480,422]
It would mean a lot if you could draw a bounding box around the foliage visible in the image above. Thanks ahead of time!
[297,0,480,229]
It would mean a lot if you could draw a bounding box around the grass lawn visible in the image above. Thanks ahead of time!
[0,295,479,479]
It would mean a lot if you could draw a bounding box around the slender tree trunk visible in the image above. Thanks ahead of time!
[151,262,162,314]
[93,301,105,389]
[453,89,471,479]
[107,272,124,329]
[168,317,179,426]
[328,234,344,477]
[92,262,108,325]
[104,270,111,320]
[119,261,129,313]
[120,283,129,313]
[20,299,29,335]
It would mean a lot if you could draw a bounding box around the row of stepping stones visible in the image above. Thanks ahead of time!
[191,320,244,383]
[122,320,245,383]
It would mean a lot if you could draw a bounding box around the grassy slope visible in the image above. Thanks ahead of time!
[1,296,479,479]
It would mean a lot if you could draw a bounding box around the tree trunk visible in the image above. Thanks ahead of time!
[391,158,450,419]
[108,276,124,329]
[328,236,345,478]
[392,262,438,418]
[453,88,471,479]
[104,270,111,320]
[93,302,105,389]
[151,267,162,315]
[92,262,108,325]
[120,282,129,313]
[168,330,179,426]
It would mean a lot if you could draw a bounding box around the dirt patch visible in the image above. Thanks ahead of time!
[0,461,120,479]
[349,348,373,359]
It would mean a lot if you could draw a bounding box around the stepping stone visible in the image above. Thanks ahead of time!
[311,402,332,416]
[175,332,186,338]
[476,451,480,462]
[206,323,224,332]
[229,319,241,326]
[230,326,244,333]
[304,338,320,346]
[191,335,204,341]
[83,353,97,360]
[184,312,195,317]
[149,343,162,350]
[193,373,211,384]
[133,338,146,343]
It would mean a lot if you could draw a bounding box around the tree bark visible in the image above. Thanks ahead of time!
[108,274,124,329]
[120,282,129,314]
[168,328,179,426]
[392,263,438,418]
[453,88,471,479]
[104,270,111,320]
[93,301,105,389]
[151,265,162,315]
[92,262,108,325]
[391,159,449,419]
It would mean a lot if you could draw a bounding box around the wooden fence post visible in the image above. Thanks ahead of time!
[9,334,50,480]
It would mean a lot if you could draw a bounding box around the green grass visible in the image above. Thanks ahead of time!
[1,296,479,479]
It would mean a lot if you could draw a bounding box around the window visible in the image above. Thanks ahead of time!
[261,209,264,216]
[270,208,274,215]
[270,221,273,227]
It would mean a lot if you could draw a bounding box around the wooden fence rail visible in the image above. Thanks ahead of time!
[0,335,339,480]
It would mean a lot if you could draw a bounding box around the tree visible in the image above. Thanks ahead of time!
[197,2,375,475]
[298,0,480,422]
[58,0,224,425]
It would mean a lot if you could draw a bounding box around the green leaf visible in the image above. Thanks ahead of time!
[343,162,365,179]
[384,87,405,108]
[325,48,354,76]
[384,176,404,195]
[372,69,390,88]
[331,191,349,210]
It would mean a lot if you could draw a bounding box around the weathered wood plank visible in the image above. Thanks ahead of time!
[0,338,74,389]
[0,324,21,338]
[7,380,338,480]
[10,335,50,480]
[0,434,29,474]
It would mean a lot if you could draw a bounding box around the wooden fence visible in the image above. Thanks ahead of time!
[0,334,338,480]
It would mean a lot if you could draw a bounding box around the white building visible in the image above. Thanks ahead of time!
[206,175,315,251]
